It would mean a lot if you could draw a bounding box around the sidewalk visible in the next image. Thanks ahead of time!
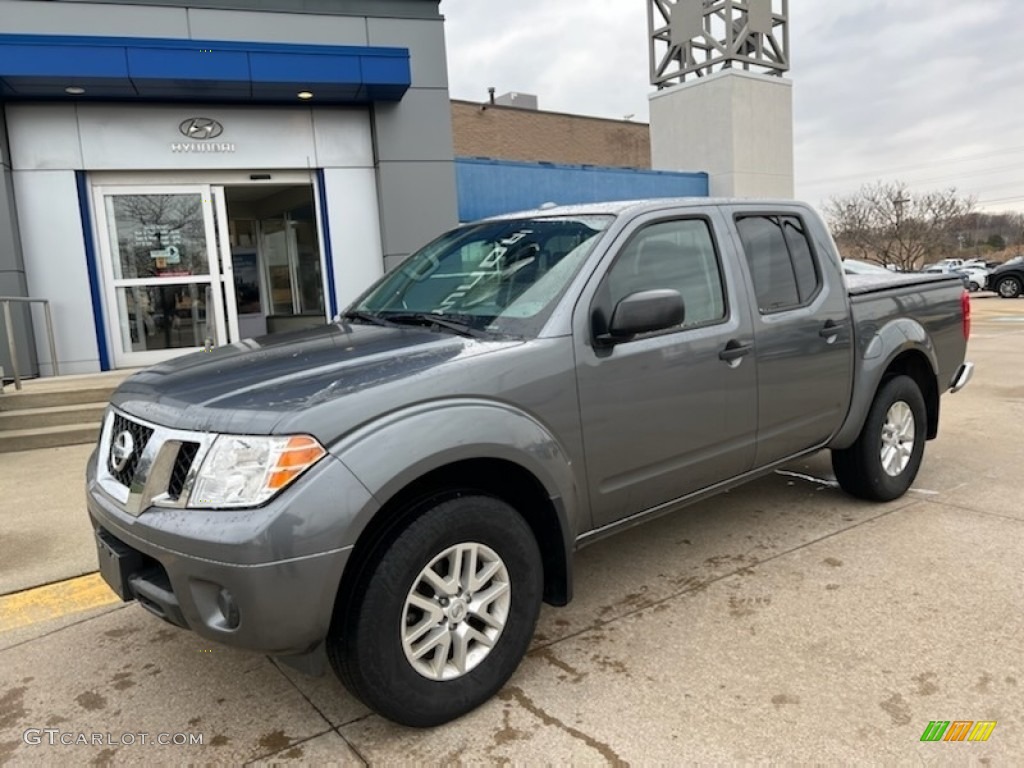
[1,443,98,595]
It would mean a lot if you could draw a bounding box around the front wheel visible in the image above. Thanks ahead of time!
[832,375,927,501]
[327,494,543,727]
[968,281,980,293]
[996,276,1022,298]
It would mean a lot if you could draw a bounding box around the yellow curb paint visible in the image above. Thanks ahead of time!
[0,573,120,633]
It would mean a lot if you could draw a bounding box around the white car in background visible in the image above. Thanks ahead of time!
[923,263,987,292]
[960,266,989,292]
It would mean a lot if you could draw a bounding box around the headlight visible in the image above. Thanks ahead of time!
[189,435,327,508]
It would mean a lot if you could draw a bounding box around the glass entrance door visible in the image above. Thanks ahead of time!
[215,183,327,339]
[94,185,229,368]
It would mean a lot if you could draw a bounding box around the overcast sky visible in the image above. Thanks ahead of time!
[439,0,1024,214]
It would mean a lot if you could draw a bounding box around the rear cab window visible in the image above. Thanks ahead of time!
[735,214,821,313]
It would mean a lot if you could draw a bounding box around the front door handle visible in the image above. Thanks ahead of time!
[819,320,847,340]
[719,340,753,363]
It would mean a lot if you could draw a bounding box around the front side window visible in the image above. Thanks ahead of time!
[600,218,726,332]
[735,214,821,313]
[354,216,613,337]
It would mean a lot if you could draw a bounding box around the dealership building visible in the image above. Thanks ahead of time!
[0,0,714,378]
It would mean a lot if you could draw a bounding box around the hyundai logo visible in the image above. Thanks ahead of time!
[179,117,224,140]
[110,430,135,473]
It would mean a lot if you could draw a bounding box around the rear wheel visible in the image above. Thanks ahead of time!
[996,276,1022,298]
[327,494,543,727]
[832,375,926,501]
[968,281,980,292]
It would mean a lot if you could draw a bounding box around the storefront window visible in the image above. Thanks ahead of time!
[104,194,209,279]
[116,283,214,352]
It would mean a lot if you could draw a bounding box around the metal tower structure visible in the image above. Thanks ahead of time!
[649,0,790,88]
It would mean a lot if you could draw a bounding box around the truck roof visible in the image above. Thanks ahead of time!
[482,197,816,221]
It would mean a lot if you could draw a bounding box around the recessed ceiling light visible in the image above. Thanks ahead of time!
[297,91,314,100]
[65,86,85,95]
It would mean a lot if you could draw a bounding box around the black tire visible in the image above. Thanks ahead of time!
[327,494,542,727]
[968,281,980,293]
[996,276,1022,299]
[832,375,926,501]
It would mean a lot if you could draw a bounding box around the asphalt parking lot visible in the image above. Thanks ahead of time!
[1,294,1022,764]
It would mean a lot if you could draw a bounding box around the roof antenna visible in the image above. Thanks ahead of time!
[488,87,496,105]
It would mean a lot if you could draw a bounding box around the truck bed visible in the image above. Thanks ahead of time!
[844,271,959,296]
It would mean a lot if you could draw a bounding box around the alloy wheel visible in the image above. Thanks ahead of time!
[880,400,915,476]
[401,542,511,681]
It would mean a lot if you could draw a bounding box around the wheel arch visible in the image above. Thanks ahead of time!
[879,350,940,439]
[830,324,940,450]
[329,401,582,623]
[334,457,573,629]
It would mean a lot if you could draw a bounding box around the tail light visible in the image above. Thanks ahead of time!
[961,290,971,341]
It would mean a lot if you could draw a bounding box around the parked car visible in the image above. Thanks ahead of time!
[987,256,1024,298]
[941,264,989,292]
[87,199,973,726]
[961,267,989,292]
[922,264,972,290]
[938,257,988,270]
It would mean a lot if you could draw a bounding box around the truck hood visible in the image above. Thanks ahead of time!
[111,322,521,434]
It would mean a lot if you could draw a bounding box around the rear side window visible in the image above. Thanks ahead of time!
[736,215,820,313]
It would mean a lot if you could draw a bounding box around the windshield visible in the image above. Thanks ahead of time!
[351,215,613,337]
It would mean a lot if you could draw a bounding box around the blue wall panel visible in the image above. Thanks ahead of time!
[455,158,709,222]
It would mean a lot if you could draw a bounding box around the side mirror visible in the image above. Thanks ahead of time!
[599,289,684,344]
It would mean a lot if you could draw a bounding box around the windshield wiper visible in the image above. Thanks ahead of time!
[380,312,492,339]
[339,310,395,328]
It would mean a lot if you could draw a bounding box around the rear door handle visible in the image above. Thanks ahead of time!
[719,340,753,362]
[819,320,847,339]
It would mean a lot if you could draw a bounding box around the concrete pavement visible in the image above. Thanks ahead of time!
[1,444,98,595]
[0,295,1021,764]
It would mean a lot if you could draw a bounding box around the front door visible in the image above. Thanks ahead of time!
[94,185,229,368]
[575,213,759,529]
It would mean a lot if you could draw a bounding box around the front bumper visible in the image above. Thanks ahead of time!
[86,446,374,656]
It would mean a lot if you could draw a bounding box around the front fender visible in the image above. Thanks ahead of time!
[830,317,939,450]
[328,398,583,551]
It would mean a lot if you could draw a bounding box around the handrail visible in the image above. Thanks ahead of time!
[0,297,59,392]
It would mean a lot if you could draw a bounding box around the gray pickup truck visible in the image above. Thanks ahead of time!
[87,199,973,726]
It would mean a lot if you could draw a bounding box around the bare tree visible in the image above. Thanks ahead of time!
[823,181,975,271]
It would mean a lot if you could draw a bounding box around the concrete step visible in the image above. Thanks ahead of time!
[0,403,108,431]
[0,422,102,453]
[0,387,117,412]
[0,370,130,412]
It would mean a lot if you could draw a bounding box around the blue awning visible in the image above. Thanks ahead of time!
[0,34,411,103]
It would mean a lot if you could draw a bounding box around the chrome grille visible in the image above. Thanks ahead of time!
[96,408,215,516]
[167,442,200,501]
[108,413,154,487]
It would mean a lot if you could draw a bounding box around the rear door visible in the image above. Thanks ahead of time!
[729,206,854,466]
[574,210,758,529]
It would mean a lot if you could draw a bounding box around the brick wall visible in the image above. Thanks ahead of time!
[451,100,651,169]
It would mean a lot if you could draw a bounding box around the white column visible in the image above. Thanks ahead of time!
[649,70,794,199]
